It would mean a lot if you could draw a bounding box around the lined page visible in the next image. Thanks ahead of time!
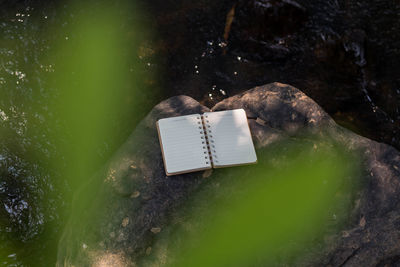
[203,109,257,167]
[157,114,211,175]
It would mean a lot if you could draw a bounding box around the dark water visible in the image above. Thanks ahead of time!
[0,0,399,265]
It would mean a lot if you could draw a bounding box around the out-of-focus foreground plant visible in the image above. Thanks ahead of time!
[0,0,152,265]
[143,140,360,266]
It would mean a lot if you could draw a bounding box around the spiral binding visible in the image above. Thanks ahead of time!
[201,114,218,165]
[197,116,210,165]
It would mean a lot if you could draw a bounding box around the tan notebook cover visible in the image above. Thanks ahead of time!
[157,109,257,176]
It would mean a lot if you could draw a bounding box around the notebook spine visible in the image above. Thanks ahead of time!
[197,116,210,165]
[201,114,218,165]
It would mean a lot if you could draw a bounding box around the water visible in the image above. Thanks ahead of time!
[145,0,400,145]
[0,0,399,265]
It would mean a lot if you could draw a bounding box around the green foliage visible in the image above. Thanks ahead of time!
[146,140,359,267]
[49,0,145,189]
[0,0,151,265]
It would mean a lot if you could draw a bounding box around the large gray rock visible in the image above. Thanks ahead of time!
[57,83,400,266]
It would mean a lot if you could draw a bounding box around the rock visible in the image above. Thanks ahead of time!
[57,83,400,266]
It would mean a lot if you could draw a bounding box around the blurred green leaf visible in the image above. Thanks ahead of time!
[159,141,357,267]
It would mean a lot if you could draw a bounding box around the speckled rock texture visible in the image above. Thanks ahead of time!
[57,83,400,266]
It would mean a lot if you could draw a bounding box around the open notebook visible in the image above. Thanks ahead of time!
[156,109,257,176]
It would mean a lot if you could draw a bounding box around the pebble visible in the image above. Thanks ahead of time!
[131,191,140,198]
[151,227,161,234]
[202,169,212,178]
[359,216,366,228]
[146,247,152,255]
[122,217,129,227]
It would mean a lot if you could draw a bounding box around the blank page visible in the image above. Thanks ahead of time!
[157,114,211,175]
[203,109,257,167]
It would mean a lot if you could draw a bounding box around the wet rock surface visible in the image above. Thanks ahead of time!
[57,83,400,266]
[142,0,400,149]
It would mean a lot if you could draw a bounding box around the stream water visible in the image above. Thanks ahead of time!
[0,0,399,265]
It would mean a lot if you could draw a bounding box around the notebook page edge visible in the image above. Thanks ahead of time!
[213,159,258,169]
[156,120,170,175]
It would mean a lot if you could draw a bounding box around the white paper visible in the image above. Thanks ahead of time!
[203,109,257,167]
[157,114,211,175]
